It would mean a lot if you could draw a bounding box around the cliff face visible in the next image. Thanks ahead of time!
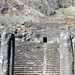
[19,0,75,15]
[62,0,75,4]
[0,0,75,23]
[0,0,75,16]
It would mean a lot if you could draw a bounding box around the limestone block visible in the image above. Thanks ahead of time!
[0,31,15,75]
[60,31,74,75]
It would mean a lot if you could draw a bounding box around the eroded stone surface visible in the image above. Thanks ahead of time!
[60,30,74,75]
[0,31,15,75]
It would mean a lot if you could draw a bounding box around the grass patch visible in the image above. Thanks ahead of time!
[35,34,40,38]
[36,46,41,48]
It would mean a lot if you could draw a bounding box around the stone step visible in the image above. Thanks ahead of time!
[45,73,60,75]
[14,65,43,67]
[46,69,60,71]
[14,68,43,71]
[14,73,43,75]
[14,43,61,75]
[14,70,43,72]
[14,71,43,73]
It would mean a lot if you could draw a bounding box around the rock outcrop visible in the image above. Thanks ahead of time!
[20,0,75,15]
[0,30,15,75]
[1,0,75,16]
[60,28,74,75]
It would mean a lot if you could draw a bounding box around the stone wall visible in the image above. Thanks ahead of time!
[14,27,75,75]
[60,30,74,75]
[0,31,15,75]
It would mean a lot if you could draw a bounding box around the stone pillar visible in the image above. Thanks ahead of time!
[0,31,15,75]
[60,30,74,75]
[0,31,7,75]
[1,31,8,75]
[9,33,15,75]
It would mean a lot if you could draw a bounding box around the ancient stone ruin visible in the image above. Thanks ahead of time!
[0,28,74,75]
[60,28,74,75]
[0,30,15,75]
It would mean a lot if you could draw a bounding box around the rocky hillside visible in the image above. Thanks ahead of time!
[20,0,75,15]
[0,0,46,23]
[0,0,75,23]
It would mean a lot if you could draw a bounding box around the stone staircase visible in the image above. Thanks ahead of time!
[14,42,44,75]
[14,42,60,75]
[45,43,60,75]
[14,42,74,75]
[46,50,60,75]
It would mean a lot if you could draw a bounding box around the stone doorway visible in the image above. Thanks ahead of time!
[43,37,47,43]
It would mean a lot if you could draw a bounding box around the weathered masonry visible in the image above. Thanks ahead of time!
[14,28,74,75]
[60,29,74,75]
[0,31,15,75]
[0,28,74,75]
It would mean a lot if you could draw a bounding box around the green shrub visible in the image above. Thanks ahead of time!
[39,42,43,45]
[35,34,40,38]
